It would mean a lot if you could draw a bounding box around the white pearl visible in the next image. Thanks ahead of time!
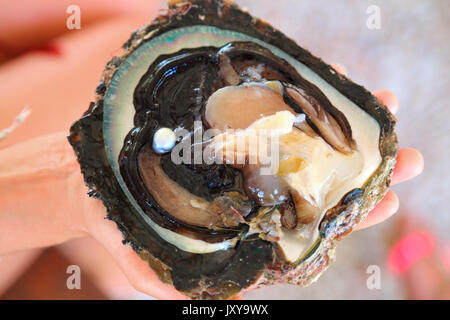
[152,127,176,153]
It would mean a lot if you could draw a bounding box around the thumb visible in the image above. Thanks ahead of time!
[0,0,156,59]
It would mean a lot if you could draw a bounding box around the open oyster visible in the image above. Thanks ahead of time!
[69,0,398,299]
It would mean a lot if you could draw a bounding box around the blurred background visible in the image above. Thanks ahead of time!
[0,0,448,299]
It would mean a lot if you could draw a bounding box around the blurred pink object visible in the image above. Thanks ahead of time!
[387,230,435,275]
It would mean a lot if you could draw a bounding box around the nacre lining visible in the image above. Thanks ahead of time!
[103,26,381,260]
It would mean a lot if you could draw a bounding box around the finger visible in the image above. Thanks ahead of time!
[83,195,189,300]
[327,67,399,115]
[330,63,348,76]
[0,248,44,296]
[0,132,88,254]
[328,67,399,116]
[355,190,399,230]
[327,66,399,115]
[391,148,424,185]
[0,16,150,148]
[0,0,154,54]
[373,89,399,114]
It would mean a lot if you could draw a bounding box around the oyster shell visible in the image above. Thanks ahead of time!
[68,0,398,299]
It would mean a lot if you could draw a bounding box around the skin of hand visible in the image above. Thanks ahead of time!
[0,1,424,300]
[0,0,156,62]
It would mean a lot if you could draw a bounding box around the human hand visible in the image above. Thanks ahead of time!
[0,0,188,300]
[0,2,423,300]
[0,132,189,299]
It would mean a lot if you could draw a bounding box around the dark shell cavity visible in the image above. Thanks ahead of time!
[118,40,357,243]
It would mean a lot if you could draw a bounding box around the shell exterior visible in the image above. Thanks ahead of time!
[68,0,398,299]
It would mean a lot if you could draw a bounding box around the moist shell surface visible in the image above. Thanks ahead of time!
[68,0,398,299]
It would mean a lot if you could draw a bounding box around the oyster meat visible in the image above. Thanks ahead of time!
[69,0,398,299]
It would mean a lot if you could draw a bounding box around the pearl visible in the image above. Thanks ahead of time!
[153,127,176,153]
